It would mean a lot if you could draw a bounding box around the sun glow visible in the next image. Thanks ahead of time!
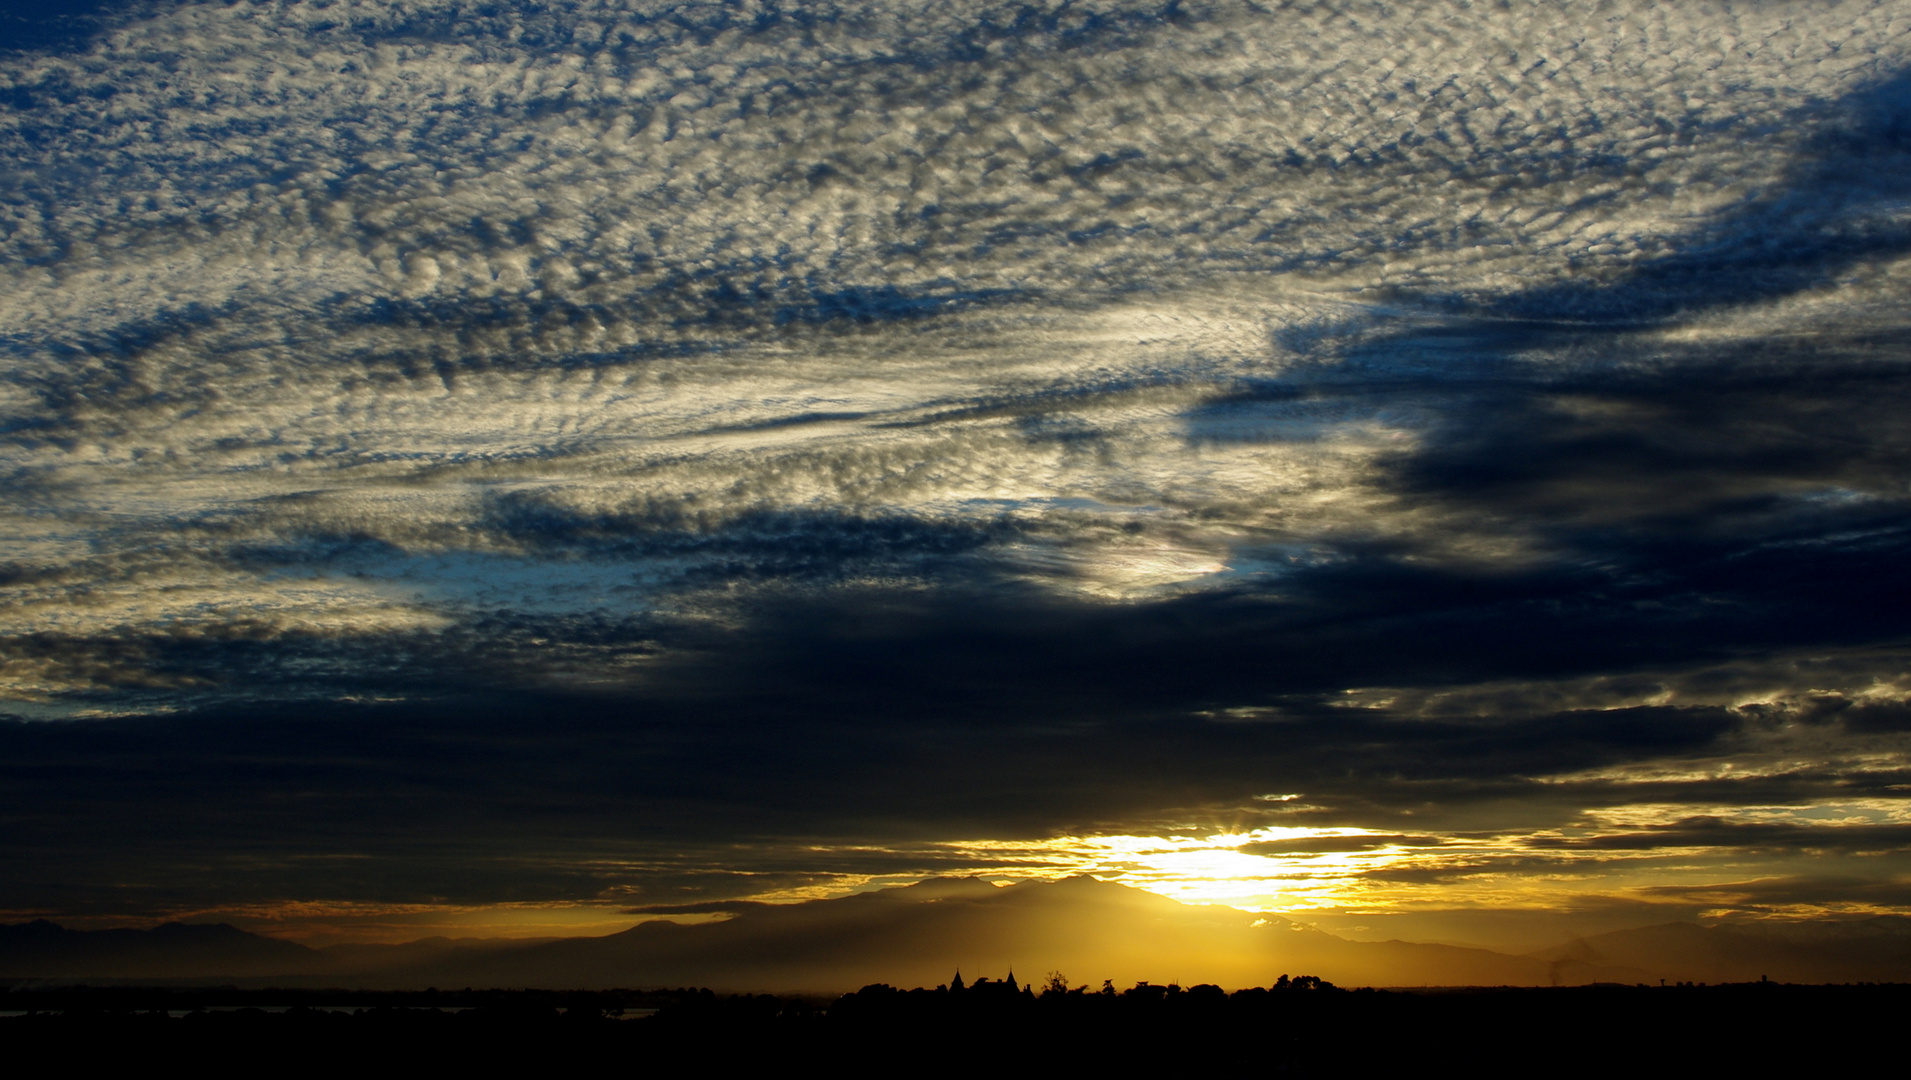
[925,827,1425,912]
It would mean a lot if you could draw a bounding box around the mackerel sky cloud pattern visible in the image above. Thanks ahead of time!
[4,0,1911,944]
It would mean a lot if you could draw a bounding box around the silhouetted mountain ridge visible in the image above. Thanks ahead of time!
[11,878,1911,989]
[1535,920,1911,983]
[0,918,319,978]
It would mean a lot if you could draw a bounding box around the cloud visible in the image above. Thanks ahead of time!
[2,0,1911,934]
[1637,875,1911,917]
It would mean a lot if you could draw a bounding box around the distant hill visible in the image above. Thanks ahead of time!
[270,876,1631,992]
[316,935,563,974]
[1535,919,1911,984]
[0,919,321,980]
[0,920,564,983]
[11,879,1911,990]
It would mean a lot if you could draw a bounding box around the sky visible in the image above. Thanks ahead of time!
[3,0,1911,955]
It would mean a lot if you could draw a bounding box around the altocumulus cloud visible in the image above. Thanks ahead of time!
[3,0,1911,935]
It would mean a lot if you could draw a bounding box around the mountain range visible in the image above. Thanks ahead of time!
[7,877,1911,991]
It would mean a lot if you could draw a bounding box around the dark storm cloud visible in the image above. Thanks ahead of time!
[0,601,1892,912]
[1485,67,1911,326]
[1530,818,1911,855]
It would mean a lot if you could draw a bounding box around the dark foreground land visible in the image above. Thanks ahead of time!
[4,978,1899,1074]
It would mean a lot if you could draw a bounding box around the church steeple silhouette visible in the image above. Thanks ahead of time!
[949,970,965,992]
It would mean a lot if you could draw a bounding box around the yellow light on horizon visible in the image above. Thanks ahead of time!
[921,826,1422,913]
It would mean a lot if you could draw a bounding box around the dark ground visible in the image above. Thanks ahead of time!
[1,978,1896,1073]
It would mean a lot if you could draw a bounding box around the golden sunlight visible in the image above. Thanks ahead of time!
[198,901,692,946]
[931,827,1423,912]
